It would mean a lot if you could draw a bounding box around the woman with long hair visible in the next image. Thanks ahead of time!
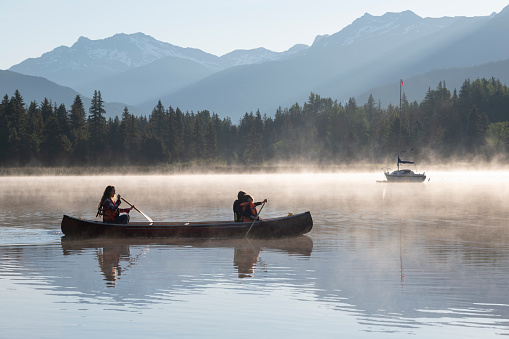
[97,186,134,224]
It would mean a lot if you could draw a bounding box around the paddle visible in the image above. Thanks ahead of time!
[245,202,266,238]
[120,197,153,223]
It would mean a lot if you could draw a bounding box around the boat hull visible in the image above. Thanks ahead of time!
[61,212,313,239]
[384,170,426,182]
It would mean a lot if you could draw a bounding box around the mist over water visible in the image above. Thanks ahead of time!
[1,171,509,338]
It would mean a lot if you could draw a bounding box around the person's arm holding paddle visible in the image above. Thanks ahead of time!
[117,194,135,212]
[252,198,267,220]
[245,198,267,237]
[120,197,153,223]
[241,195,266,222]
[254,199,267,207]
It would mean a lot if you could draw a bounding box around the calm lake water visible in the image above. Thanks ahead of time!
[1,172,509,338]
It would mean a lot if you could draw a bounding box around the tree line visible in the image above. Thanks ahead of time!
[1,77,509,167]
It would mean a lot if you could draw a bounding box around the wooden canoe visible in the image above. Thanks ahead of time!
[60,212,313,239]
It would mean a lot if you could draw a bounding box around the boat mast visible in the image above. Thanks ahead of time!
[398,79,402,171]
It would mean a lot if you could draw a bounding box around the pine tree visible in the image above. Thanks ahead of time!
[365,94,376,122]
[6,90,31,164]
[466,105,490,150]
[88,90,107,159]
[69,96,88,140]
[183,113,196,161]
[174,108,185,162]
[68,95,89,163]
[55,103,71,140]
[106,116,123,162]
[41,111,71,165]
[26,101,44,159]
[194,117,206,159]
[149,100,168,141]
[40,98,53,124]
[205,120,218,159]
[242,125,263,164]
[121,107,141,163]
[140,133,169,163]
[0,95,10,162]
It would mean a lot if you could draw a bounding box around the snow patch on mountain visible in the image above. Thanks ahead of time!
[315,10,462,48]
[341,22,402,45]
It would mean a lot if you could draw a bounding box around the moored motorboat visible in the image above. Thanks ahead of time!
[61,212,313,239]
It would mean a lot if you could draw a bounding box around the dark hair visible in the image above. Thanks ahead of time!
[237,191,246,200]
[97,185,115,217]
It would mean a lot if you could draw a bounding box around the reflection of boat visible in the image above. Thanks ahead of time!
[61,235,313,281]
[61,212,313,239]
[60,236,313,256]
[382,79,426,183]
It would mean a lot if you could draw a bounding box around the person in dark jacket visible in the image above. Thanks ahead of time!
[233,191,246,222]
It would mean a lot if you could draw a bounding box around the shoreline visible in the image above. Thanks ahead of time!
[1,162,508,176]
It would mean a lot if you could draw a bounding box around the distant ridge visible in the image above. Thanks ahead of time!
[0,70,141,118]
[6,6,509,120]
[0,70,80,104]
[141,8,509,118]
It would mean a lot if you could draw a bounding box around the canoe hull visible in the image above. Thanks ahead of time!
[61,212,313,239]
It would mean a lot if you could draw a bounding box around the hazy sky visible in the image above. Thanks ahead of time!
[1,0,508,70]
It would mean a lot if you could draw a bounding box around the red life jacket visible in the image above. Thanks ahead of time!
[103,199,120,222]
[240,202,258,222]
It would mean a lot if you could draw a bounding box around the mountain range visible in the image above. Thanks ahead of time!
[3,5,509,121]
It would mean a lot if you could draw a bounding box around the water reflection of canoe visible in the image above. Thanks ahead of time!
[60,236,313,282]
[61,212,313,239]
[60,235,313,257]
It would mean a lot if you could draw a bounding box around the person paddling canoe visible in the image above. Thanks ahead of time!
[96,186,134,224]
[240,194,267,222]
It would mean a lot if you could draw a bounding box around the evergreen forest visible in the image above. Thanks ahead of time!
[1,77,509,169]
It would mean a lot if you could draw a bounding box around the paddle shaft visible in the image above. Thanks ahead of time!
[121,197,153,223]
[245,202,265,238]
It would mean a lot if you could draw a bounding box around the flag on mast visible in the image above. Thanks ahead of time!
[401,79,404,86]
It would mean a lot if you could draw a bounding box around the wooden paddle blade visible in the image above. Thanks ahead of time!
[121,197,153,223]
